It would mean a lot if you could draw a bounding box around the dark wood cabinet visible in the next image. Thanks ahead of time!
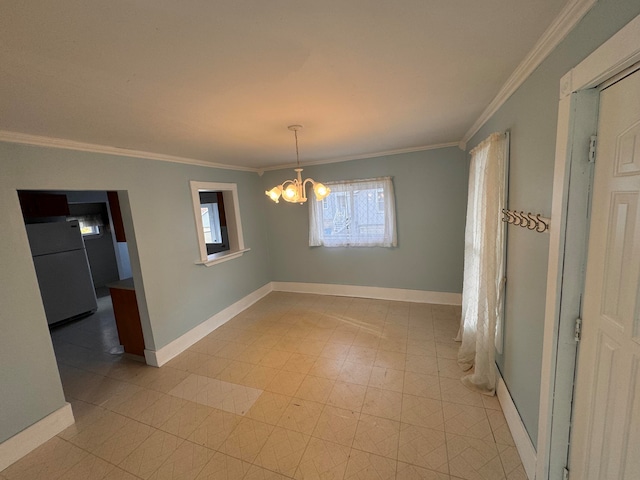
[108,279,145,356]
[18,191,70,219]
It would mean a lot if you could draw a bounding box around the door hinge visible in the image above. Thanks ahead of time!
[588,135,597,163]
[563,467,570,480]
[574,318,582,343]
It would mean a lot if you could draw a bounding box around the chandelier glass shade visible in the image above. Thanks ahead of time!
[265,125,330,205]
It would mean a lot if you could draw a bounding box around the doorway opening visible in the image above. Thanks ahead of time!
[17,189,151,404]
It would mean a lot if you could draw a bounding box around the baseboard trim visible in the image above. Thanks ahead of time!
[271,282,462,305]
[0,403,74,472]
[144,283,273,367]
[496,373,537,480]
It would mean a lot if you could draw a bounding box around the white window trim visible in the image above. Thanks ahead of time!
[190,181,249,267]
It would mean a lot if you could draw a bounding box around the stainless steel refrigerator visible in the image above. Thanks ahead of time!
[26,220,98,325]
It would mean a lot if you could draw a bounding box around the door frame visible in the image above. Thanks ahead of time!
[537,13,640,480]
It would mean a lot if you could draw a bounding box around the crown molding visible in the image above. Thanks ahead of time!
[459,0,597,150]
[260,141,460,172]
[0,130,258,173]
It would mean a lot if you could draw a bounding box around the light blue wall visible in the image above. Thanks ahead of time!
[261,147,468,293]
[467,0,640,445]
[0,142,271,443]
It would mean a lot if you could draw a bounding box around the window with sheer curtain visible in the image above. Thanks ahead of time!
[309,177,397,247]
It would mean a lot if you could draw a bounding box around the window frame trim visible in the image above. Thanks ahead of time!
[190,181,249,266]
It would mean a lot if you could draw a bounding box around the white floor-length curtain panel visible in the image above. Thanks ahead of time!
[457,132,507,395]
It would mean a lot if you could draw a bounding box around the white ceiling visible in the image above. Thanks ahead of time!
[0,0,571,170]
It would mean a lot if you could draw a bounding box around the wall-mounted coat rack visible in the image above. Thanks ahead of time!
[501,208,550,233]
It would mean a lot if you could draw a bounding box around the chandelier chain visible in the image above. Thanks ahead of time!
[294,129,300,167]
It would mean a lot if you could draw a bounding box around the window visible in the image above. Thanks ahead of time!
[198,191,229,255]
[190,181,249,266]
[309,177,397,247]
[67,214,104,237]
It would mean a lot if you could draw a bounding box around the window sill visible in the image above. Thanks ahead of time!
[196,248,250,267]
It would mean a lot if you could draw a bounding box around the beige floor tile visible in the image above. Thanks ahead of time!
[439,378,484,407]
[294,437,350,480]
[328,328,358,345]
[345,346,377,366]
[396,462,451,479]
[362,387,403,421]
[188,336,227,356]
[58,400,109,440]
[118,429,182,479]
[446,433,504,480]
[337,361,372,386]
[237,345,270,365]
[148,440,214,480]
[159,400,213,439]
[312,405,360,446]
[406,355,439,375]
[241,364,280,390]
[437,358,465,380]
[294,339,327,356]
[373,351,406,372]
[352,414,400,459]
[55,452,114,479]
[219,418,274,462]
[295,375,335,403]
[266,370,306,396]
[327,381,367,411]
[254,426,310,477]
[398,423,448,474]
[109,387,165,419]
[320,342,351,360]
[404,371,441,400]
[277,398,324,434]
[167,373,217,401]
[217,360,256,383]
[167,351,215,373]
[401,394,444,430]
[66,410,129,451]
[435,342,459,360]
[135,366,192,393]
[481,394,502,411]
[281,353,317,374]
[2,437,87,480]
[309,357,345,380]
[379,338,408,354]
[193,355,232,379]
[259,350,293,369]
[486,410,515,445]
[246,392,291,425]
[134,393,188,428]
[369,366,404,392]
[443,403,492,440]
[407,342,438,358]
[92,419,153,464]
[194,451,250,480]
[188,408,243,450]
[344,449,397,480]
[243,464,290,479]
[498,444,525,477]
[216,341,247,360]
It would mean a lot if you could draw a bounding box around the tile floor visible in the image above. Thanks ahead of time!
[1,292,526,479]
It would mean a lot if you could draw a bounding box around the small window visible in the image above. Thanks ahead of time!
[190,181,249,266]
[309,177,397,247]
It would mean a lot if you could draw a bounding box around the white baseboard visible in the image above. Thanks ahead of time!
[496,373,537,480]
[272,282,462,305]
[0,403,74,472]
[144,283,273,367]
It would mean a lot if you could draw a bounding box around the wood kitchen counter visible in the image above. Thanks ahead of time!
[108,278,145,357]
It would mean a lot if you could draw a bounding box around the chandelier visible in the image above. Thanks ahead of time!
[265,125,331,204]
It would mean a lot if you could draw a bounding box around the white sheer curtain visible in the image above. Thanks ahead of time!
[309,177,396,247]
[457,132,507,395]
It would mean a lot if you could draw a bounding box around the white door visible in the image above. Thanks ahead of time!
[569,68,640,479]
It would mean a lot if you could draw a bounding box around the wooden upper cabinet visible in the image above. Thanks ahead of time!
[107,191,126,242]
[18,191,70,219]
